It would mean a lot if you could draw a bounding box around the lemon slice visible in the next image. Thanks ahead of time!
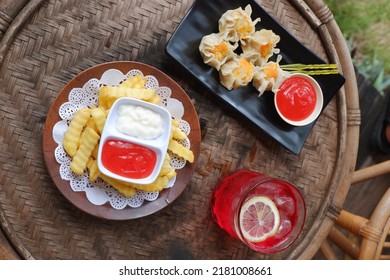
[239,196,280,243]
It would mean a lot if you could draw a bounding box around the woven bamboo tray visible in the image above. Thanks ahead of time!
[0,0,360,259]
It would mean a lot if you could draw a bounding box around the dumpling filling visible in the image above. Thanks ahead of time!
[253,58,290,96]
[219,56,255,90]
[242,29,280,66]
[218,5,260,42]
[199,32,237,70]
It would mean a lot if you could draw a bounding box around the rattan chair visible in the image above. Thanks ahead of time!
[319,160,390,260]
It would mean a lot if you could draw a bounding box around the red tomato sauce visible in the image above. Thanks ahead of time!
[101,139,157,179]
[276,76,317,121]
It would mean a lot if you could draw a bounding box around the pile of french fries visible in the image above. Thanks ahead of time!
[62,74,194,197]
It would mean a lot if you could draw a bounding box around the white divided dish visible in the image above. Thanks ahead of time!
[97,97,172,185]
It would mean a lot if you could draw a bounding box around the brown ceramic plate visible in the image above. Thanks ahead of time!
[42,61,201,220]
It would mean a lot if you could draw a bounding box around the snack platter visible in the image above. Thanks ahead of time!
[0,0,361,261]
[165,0,345,154]
[42,61,201,220]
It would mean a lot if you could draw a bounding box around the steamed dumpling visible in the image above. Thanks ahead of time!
[252,58,290,96]
[219,55,255,90]
[198,4,286,96]
[218,5,260,42]
[199,32,238,71]
[242,29,280,66]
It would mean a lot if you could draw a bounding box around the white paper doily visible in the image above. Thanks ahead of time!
[52,68,192,209]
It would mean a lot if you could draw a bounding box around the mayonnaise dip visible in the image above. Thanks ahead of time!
[116,104,163,139]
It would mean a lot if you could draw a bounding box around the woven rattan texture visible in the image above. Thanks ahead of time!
[1,0,342,259]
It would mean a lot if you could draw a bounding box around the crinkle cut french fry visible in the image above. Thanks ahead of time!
[165,169,176,179]
[78,117,99,147]
[125,88,156,101]
[63,107,90,157]
[97,86,109,110]
[77,127,86,148]
[170,120,177,139]
[90,107,106,133]
[119,74,147,89]
[173,126,187,140]
[90,142,99,159]
[170,119,187,140]
[99,86,156,109]
[99,174,137,197]
[98,86,126,110]
[158,155,174,177]
[85,116,99,133]
[87,157,100,181]
[146,94,161,104]
[70,127,100,175]
[171,118,180,130]
[130,176,169,192]
[173,129,187,140]
[168,139,194,163]
[172,119,180,128]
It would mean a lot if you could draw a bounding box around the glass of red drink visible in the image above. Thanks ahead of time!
[210,169,306,254]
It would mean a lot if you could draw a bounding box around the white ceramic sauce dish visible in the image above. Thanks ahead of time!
[97,97,172,185]
[274,73,323,127]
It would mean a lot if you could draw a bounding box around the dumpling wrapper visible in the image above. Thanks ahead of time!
[199,32,238,71]
[218,4,260,42]
[242,29,280,66]
[252,57,290,96]
[219,55,255,90]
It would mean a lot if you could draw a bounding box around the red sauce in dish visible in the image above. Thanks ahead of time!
[276,76,317,121]
[101,139,157,179]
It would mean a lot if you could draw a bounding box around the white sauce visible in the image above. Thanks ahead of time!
[116,104,163,139]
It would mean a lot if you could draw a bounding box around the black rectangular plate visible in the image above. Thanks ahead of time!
[165,0,345,154]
